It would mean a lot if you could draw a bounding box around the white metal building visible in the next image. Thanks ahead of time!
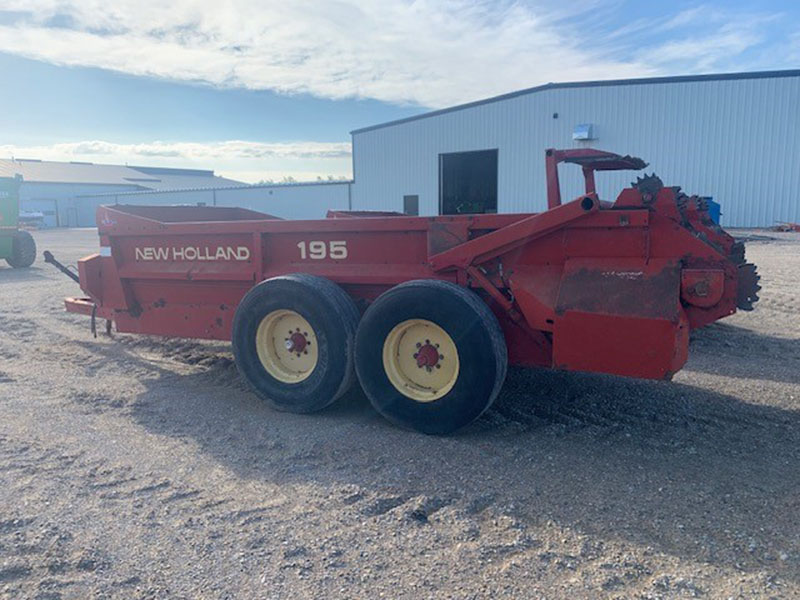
[0,159,242,227]
[350,70,800,227]
[75,70,799,227]
[79,180,353,224]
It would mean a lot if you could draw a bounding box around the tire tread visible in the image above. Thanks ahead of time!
[232,273,359,412]
[355,278,508,433]
[6,230,36,269]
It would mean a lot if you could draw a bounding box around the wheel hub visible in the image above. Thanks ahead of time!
[256,310,318,383]
[285,331,308,354]
[414,342,442,369]
[382,319,459,402]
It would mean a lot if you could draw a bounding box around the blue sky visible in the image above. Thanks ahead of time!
[0,0,797,182]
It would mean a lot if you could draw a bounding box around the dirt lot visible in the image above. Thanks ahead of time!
[1,227,799,599]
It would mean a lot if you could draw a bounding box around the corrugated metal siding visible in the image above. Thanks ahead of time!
[20,182,139,227]
[0,160,154,185]
[351,75,800,227]
[213,183,350,219]
[21,199,58,228]
[77,182,352,226]
[0,159,240,189]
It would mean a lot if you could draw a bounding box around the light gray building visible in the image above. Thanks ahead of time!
[350,70,800,227]
[65,69,800,227]
[80,180,353,223]
[0,159,242,227]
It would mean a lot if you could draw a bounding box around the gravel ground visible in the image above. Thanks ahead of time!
[1,227,799,599]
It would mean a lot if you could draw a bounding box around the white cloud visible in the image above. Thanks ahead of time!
[0,1,789,108]
[785,31,800,64]
[0,139,351,160]
[0,140,353,183]
[637,7,782,72]
[0,0,656,108]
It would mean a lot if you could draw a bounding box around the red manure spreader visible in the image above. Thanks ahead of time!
[58,149,760,433]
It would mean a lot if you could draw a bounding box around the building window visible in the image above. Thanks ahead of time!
[403,195,419,215]
[439,149,498,215]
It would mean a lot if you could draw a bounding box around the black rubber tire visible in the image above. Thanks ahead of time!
[6,230,36,268]
[232,274,359,413]
[355,279,507,434]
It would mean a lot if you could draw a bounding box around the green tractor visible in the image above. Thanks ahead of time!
[0,175,36,269]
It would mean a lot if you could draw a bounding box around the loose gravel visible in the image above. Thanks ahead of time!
[0,228,798,599]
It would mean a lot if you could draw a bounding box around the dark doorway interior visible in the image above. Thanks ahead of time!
[403,194,419,215]
[439,149,498,215]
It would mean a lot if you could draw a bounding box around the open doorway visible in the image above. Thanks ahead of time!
[439,149,498,215]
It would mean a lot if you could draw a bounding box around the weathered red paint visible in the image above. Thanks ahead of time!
[544,148,647,209]
[681,269,725,308]
[65,149,757,381]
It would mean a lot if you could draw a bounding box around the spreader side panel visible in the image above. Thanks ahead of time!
[551,258,687,379]
[552,311,689,379]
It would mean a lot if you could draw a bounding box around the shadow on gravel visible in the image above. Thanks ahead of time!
[687,322,800,384]
[487,365,799,435]
[0,266,49,281]
[90,334,800,582]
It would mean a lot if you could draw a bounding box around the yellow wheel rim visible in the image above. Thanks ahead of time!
[256,310,318,383]
[382,319,460,402]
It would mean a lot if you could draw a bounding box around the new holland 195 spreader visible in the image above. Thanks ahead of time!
[58,149,759,433]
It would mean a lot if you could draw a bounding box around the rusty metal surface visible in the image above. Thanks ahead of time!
[736,262,761,311]
[545,148,646,209]
[681,269,725,308]
[555,260,680,321]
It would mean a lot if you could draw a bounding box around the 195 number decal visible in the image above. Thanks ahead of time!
[296,240,348,260]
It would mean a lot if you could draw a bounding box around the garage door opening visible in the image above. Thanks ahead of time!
[439,149,498,215]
